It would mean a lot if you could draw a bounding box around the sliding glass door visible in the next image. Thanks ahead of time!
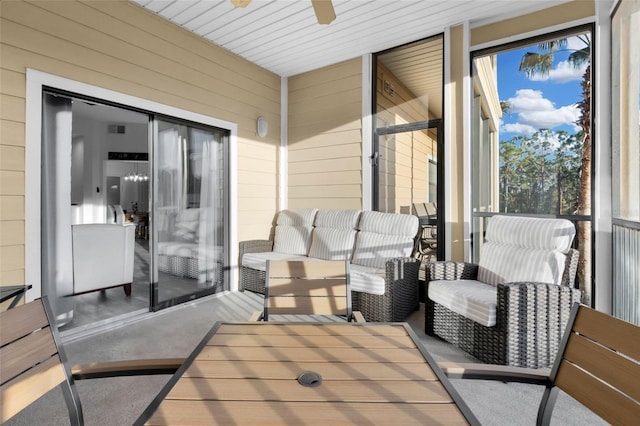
[152,118,228,309]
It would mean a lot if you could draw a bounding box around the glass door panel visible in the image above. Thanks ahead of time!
[153,119,227,309]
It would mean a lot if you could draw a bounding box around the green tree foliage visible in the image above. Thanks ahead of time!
[500,129,581,215]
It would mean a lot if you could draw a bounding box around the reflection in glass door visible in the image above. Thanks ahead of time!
[374,122,443,261]
[153,119,228,309]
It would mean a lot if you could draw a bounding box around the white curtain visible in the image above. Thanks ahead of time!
[41,93,74,325]
[157,127,183,234]
[194,129,223,286]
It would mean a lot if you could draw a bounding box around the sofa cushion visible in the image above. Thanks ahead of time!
[308,228,357,260]
[478,216,575,286]
[351,211,418,269]
[272,208,318,256]
[428,279,497,327]
[241,252,315,272]
[349,264,386,295]
[308,210,361,260]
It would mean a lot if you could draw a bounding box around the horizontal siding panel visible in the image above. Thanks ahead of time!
[0,196,24,220]
[0,120,25,147]
[0,146,24,171]
[288,198,362,210]
[0,221,24,246]
[238,157,277,175]
[0,245,24,271]
[288,59,361,91]
[1,19,278,120]
[5,1,280,104]
[237,197,277,213]
[288,129,362,150]
[0,268,23,286]
[237,140,278,160]
[288,158,361,175]
[0,68,25,98]
[238,183,277,199]
[89,1,280,88]
[289,120,362,141]
[0,94,24,123]
[289,92,361,118]
[288,185,361,199]
[237,170,277,186]
[289,171,361,186]
[0,171,24,195]
[288,144,361,162]
[1,43,264,132]
[289,74,362,103]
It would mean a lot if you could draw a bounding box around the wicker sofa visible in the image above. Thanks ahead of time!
[239,208,420,322]
[425,215,582,368]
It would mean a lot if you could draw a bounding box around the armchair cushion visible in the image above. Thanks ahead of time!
[428,280,497,326]
[349,264,386,295]
[351,211,418,269]
[272,208,318,255]
[478,243,567,287]
[478,216,575,286]
[241,251,314,271]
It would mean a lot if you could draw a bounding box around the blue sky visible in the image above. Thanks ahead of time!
[496,35,590,142]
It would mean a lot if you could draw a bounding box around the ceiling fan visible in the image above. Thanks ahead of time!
[231,0,336,25]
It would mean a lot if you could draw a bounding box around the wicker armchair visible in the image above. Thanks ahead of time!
[425,216,582,368]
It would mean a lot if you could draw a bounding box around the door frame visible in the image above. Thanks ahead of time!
[25,69,239,303]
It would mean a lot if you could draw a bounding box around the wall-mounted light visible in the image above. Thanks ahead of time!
[257,116,268,138]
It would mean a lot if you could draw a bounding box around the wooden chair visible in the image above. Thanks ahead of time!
[0,297,183,425]
[440,303,640,425]
[251,260,365,322]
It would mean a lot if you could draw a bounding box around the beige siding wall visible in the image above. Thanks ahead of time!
[376,62,437,214]
[471,0,595,46]
[0,0,281,289]
[288,58,363,209]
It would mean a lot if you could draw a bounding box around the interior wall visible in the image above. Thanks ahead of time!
[0,0,281,289]
[287,58,363,209]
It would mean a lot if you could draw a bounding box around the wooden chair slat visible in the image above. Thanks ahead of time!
[564,332,640,402]
[555,360,640,425]
[0,300,49,346]
[0,327,58,386]
[572,306,640,359]
[267,278,348,296]
[0,355,66,423]
[268,260,346,278]
[268,296,348,316]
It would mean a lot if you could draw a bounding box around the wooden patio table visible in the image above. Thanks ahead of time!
[135,321,479,425]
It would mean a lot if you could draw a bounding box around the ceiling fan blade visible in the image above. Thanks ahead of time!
[311,0,336,25]
[231,0,252,8]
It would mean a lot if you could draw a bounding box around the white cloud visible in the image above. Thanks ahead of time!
[502,122,537,134]
[501,89,581,134]
[529,60,588,83]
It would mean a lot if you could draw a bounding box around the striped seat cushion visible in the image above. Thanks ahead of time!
[241,252,315,271]
[351,211,418,269]
[272,208,318,256]
[349,264,386,295]
[308,210,361,260]
[428,279,498,327]
[477,215,575,286]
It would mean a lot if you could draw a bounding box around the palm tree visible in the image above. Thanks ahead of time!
[518,35,592,304]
